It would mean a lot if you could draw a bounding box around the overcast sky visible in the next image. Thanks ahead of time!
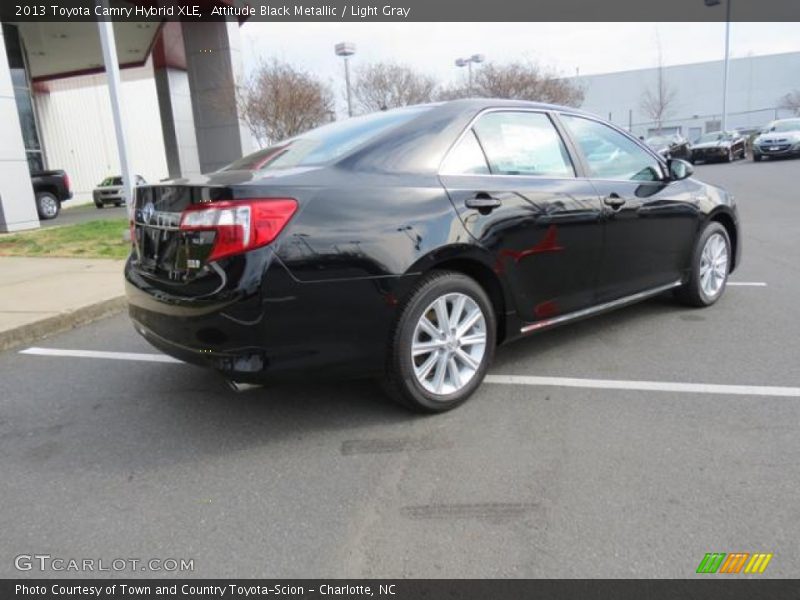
[240,22,799,113]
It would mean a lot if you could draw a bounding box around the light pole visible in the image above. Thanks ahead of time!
[335,42,356,117]
[455,54,484,92]
[705,0,731,131]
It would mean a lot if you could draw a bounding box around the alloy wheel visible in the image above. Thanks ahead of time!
[40,196,58,218]
[699,232,729,298]
[411,292,487,396]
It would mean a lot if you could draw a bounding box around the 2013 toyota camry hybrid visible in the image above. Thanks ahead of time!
[125,99,741,412]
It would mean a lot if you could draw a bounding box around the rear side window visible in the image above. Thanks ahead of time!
[440,130,490,175]
[472,111,575,177]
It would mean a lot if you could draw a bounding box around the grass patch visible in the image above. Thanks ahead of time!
[0,219,130,259]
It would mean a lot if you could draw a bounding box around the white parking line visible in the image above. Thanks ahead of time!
[484,375,800,398]
[728,281,768,287]
[20,346,800,399]
[20,347,182,363]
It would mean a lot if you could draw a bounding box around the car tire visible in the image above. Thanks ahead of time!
[114,202,123,207]
[753,153,762,162]
[382,270,496,413]
[35,192,60,220]
[675,222,731,308]
[95,201,104,209]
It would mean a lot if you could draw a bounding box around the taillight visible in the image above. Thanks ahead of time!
[179,198,298,262]
[63,173,71,193]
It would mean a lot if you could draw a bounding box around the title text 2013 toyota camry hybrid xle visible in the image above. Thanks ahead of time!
[125,99,741,412]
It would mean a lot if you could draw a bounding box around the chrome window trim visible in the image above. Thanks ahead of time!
[438,107,578,179]
[520,280,683,334]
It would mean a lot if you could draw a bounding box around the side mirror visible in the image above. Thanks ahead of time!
[668,158,693,181]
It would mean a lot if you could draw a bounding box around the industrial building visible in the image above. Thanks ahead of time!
[0,13,252,232]
[576,51,800,139]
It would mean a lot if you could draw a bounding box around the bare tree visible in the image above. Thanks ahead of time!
[237,59,334,146]
[437,61,584,107]
[640,40,677,134]
[351,62,437,112]
[778,90,800,115]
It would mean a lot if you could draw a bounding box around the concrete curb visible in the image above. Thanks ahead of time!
[0,296,127,352]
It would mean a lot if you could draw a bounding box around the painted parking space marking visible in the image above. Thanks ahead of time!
[484,374,800,398]
[20,346,800,398]
[20,347,182,363]
[727,281,768,287]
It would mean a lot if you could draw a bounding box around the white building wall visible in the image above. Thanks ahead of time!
[575,52,800,139]
[34,62,168,204]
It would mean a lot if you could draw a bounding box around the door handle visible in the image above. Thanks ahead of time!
[603,193,626,209]
[465,193,502,212]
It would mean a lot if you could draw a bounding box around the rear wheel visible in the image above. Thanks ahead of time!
[35,192,60,220]
[383,271,496,413]
[675,222,731,307]
[753,153,762,162]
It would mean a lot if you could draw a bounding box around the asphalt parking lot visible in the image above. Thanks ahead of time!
[2,157,799,579]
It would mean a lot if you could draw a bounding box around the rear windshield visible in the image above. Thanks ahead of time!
[220,106,432,171]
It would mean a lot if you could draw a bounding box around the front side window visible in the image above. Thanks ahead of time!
[561,115,663,182]
[471,111,575,178]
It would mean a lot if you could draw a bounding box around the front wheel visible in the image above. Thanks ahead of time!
[675,222,731,307]
[383,271,496,413]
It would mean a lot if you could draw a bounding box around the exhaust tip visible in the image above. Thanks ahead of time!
[225,379,262,393]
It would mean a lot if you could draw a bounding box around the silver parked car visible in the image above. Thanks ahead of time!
[93,175,146,208]
[752,118,800,161]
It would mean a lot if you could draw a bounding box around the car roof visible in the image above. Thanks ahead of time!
[427,97,591,116]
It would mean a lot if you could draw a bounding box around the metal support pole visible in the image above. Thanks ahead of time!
[97,11,134,218]
[344,57,353,117]
[721,0,731,131]
[468,61,473,91]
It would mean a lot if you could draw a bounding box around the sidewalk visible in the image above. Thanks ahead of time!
[0,256,126,351]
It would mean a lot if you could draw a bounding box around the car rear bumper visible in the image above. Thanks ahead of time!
[125,249,411,383]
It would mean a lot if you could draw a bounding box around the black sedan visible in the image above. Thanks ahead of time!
[690,131,746,163]
[125,100,741,412]
[645,134,691,160]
